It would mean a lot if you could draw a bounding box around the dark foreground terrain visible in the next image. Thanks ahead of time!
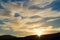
[0,33,60,40]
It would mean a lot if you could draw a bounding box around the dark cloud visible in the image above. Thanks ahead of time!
[0,9,11,17]
[29,15,40,19]
[28,5,49,10]
[40,16,60,22]
[2,18,10,22]
[46,19,60,27]
[14,13,20,17]
[29,5,41,10]
[26,17,52,25]
[0,4,4,9]
[28,0,60,11]
[0,20,4,24]
[40,17,60,27]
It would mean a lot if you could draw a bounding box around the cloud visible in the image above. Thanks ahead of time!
[49,0,60,11]
[0,9,11,17]
[0,0,60,37]
[28,0,54,7]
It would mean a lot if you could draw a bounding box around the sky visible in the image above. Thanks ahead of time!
[0,0,60,37]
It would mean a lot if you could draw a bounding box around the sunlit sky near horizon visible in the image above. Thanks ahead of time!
[0,0,60,37]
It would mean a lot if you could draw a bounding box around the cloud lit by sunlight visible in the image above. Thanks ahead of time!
[32,29,45,36]
[0,0,60,37]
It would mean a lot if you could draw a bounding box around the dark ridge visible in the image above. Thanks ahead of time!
[0,35,19,40]
[39,33,60,40]
[0,32,60,40]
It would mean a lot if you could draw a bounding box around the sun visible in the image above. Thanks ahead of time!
[33,29,45,36]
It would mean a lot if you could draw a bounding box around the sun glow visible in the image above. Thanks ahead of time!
[33,29,45,36]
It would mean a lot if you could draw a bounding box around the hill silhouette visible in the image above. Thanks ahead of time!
[0,33,60,40]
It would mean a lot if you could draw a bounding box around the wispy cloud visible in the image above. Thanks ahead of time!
[0,0,60,37]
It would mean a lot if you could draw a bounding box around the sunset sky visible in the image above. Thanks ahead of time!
[0,0,60,37]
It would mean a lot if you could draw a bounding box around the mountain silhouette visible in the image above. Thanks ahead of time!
[0,32,60,40]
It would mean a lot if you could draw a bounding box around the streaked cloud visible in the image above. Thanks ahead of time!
[0,0,60,37]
